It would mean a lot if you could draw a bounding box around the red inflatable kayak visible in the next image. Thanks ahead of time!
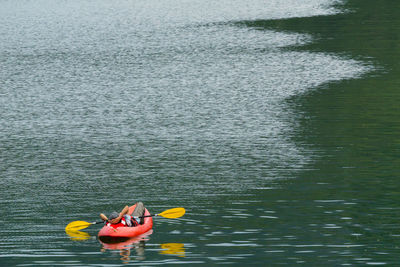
[98,204,153,239]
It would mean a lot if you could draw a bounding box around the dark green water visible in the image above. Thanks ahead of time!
[1,0,399,265]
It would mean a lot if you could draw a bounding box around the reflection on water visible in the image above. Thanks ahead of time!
[96,230,185,262]
[99,231,152,263]
[100,241,146,264]
[65,229,91,241]
[99,230,152,249]
[160,243,185,257]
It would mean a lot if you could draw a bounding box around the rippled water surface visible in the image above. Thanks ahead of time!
[1,0,399,265]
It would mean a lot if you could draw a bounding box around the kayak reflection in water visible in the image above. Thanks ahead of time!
[100,202,146,228]
[100,239,146,263]
[120,240,145,262]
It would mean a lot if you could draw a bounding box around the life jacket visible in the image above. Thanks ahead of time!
[106,217,127,229]
[124,215,139,227]
[105,215,139,228]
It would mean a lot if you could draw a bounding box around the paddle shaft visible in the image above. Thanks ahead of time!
[95,214,157,224]
[66,207,184,231]
[141,214,158,218]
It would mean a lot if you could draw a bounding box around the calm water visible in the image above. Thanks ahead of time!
[1,0,399,265]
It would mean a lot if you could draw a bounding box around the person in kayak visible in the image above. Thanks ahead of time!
[100,202,146,228]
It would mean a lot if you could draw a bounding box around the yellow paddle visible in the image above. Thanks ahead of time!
[156,207,186,219]
[65,220,104,231]
[65,207,186,231]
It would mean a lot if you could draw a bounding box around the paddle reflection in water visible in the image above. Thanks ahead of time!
[65,229,92,241]
[160,243,185,257]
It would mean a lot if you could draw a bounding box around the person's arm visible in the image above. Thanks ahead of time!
[100,213,108,221]
[120,205,129,216]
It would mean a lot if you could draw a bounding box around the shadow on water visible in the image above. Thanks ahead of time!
[237,0,400,265]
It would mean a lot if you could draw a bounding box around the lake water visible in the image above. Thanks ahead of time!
[1,0,399,265]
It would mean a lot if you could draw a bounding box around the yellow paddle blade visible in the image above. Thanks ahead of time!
[158,207,185,219]
[65,221,93,231]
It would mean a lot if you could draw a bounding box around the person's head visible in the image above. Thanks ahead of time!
[108,211,120,222]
